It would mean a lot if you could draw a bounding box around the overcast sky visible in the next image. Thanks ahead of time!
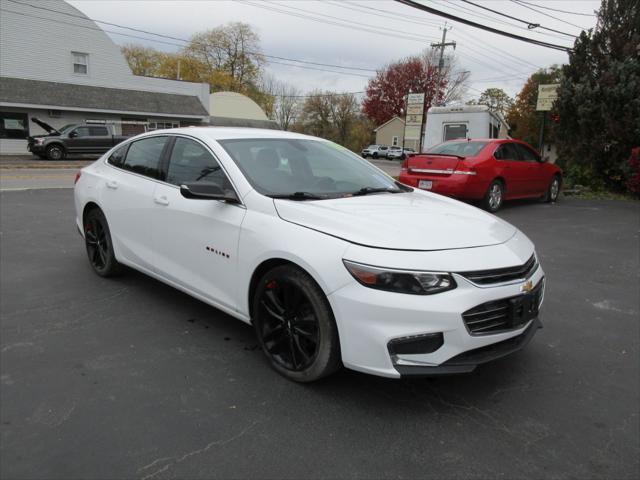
[67,0,601,101]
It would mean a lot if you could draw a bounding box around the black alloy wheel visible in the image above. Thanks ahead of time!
[84,209,122,277]
[46,144,65,161]
[253,265,341,382]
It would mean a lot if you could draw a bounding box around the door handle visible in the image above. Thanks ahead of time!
[154,195,169,206]
[106,180,118,189]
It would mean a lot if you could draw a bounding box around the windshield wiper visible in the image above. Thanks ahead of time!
[351,186,403,196]
[269,192,325,200]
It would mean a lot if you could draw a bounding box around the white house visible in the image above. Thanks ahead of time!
[0,0,210,154]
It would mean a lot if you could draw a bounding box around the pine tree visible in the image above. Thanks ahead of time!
[555,0,640,192]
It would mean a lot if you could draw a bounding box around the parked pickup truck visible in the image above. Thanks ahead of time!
[27,118,131,160]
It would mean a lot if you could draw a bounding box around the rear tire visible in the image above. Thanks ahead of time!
[482,180,504,212]
[252,265,341,382]
[543,175,561,203]
[84,209,123,277]
[46,144,65,161]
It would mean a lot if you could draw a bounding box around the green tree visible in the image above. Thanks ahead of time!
[182,22,264,93]
[555,0,640,192]
[294,92,371,152]
[475,88,513,117]
[121,44,163,76]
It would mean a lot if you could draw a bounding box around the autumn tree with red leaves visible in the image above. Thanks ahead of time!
[362,49,468,126]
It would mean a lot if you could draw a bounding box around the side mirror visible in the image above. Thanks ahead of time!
[69,131,78,138]
[180,182,240,203]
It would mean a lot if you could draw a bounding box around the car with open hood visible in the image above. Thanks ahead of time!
[28,118,130,160]
[74,127,545,382]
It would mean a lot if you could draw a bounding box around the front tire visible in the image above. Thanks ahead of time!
[46,144,65,161]
[372,152,378,159]
[84,209,123,277]
[482,180,504,212]
[252,265,341,382]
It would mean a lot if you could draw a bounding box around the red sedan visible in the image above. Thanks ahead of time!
[399,139,562,212]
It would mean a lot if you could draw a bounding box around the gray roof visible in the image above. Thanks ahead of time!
[0,77,208,117]
[207,116,280,130]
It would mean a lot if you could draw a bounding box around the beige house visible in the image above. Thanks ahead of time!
[374,116,418,151]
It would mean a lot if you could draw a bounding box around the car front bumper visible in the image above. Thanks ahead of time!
[327,244,545,378]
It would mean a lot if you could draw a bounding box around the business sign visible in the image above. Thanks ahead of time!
[406,104,424,115]
[404,125,422,141]
[404,93,426,143]
[536,84,560,111]
[407,93,425,104]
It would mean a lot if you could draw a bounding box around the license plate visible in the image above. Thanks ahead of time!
[419,180,433,190]
[509,291,539,327]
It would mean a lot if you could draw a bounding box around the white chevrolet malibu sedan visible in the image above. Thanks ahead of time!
[74,127,545,382]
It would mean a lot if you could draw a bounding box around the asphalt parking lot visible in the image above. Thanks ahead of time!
[1,189,638,479]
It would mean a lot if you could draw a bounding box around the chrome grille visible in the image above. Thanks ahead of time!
[458,254,537,286]
[462,280,544,335]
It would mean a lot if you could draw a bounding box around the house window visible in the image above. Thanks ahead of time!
[0,112,29,139]
[148,121,180,131]
[392,136,399,146]
[72,52,89,75]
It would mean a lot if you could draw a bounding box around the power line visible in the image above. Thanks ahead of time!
[393,0,572,51]
[336,0,544,71]
[237,0,440,43]
[242,0,538,81]
[435,0,570,41]
[515,0,597,17]
[510,0,590,30]
[460,0,578,38]
[5,0,378,74]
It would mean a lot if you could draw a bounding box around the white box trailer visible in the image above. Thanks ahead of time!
[422,105,509,152]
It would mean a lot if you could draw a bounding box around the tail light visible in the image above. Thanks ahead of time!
[74,172,81,184]
[452,163,477,176]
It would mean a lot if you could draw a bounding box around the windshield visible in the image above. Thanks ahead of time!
[219,138,401,198]
[58,124,77,134]
[426,141,489,157]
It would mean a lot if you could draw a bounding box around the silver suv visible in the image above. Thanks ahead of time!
[361,145,389,158]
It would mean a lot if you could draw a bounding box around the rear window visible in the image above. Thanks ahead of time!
[426,141,489,157]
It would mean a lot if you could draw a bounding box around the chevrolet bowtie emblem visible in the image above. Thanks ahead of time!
[520,280,534,293]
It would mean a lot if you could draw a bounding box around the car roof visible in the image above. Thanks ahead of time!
[136,126,321,142]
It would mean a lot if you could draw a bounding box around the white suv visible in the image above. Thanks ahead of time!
[361,145,389,158]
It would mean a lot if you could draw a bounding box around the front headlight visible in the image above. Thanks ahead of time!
[343,260,456,295]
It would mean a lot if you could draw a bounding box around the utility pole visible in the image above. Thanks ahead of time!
[418,23,456,151]
[430,22,456,105]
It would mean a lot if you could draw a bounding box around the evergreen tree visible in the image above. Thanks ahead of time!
[555,0,640,191]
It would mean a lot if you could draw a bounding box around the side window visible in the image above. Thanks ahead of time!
[166,137,227,188]
[122,136,167,179]
[494,143,520,161]
[515,143,539,162]
[89,126,109,136]
[74,127,90,137]
[107,143,128,168]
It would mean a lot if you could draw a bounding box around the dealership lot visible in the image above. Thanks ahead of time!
[0,189,638,479]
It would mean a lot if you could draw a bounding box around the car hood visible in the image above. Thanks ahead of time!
[274,191,517,251]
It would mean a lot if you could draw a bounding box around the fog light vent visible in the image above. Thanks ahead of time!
[387,332,444,356]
